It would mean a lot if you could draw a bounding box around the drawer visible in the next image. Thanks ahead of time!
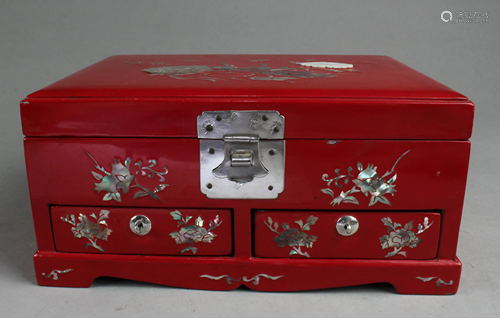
[51,206,232,256]
[254,211,440,259]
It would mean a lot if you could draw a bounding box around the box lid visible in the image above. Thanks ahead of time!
[21,55,474,140]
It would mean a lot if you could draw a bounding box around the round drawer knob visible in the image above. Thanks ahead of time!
[129,215,152,236]
[336,215,359,236]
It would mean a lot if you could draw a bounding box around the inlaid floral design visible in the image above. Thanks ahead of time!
[86,151,168,203]
[143,60,358,82]
[321,150,410,207]
[169,210,222,254]
[61,210,112,252]
[379,217,433,257]
[264,215,318,258]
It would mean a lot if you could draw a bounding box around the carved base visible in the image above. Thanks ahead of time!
[34,251,461,295]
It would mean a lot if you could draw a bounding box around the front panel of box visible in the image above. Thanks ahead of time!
[24,134,470,294]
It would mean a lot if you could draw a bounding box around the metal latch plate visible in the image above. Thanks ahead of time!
[200,139,285,199]
[198,111,285,199]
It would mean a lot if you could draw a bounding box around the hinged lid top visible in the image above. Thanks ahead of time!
[27,55,467,100]
[21,55,474,140]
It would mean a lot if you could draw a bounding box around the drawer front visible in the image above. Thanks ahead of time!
[51,206,232,255]
[254,211,440,259]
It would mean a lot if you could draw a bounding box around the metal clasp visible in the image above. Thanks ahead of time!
[212,135,268,183]
[197,111,285,199]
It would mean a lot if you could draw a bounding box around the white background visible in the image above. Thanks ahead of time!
[1,1,499,317]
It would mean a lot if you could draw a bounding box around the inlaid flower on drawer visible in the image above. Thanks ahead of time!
[61,209,112,252]
[264,215,318,258]
[274,228,314,248]
[174,226,215,245]
[379,217,433,258]
[169,210,222,254]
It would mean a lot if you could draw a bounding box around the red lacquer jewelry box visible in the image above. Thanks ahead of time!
[21,55,474,294]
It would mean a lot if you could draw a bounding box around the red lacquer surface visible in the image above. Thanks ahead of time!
[51,206,232,256]
[21,55,473,294]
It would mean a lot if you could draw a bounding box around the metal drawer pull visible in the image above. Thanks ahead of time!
[129,215,152,235]
[336,216,359,236]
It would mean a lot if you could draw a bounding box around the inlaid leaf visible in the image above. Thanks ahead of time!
[306,215,318,226]
[99,210,110,219]
[387,173,397,184]
[185,216,193,223]
[409,237,423,248]
[133,191,149,199]
[368,195,377,206]
[90,213,97,220]
[321,188,334,198]
[344,178,350,184]
[170,210,183,221]
[342,196,360,205]
[347,166,353,175]
[397,251,407,257]
[308,235,318,242]
[377,196,391,206]
[91,171,103,181]
[103,192,113,201]
[381,218,393,228]
[393,222,402,229]
[295,220,304,229]
[289,250,298,256]
[267,217,273,225]
[113,192,122,202]
[335,168,341,175]
[125,157,131,169]
[404,220,414,230]
[282,223,290,230]
[385,249,399,258]
[357,162,363,171]
[273,222,279,231]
